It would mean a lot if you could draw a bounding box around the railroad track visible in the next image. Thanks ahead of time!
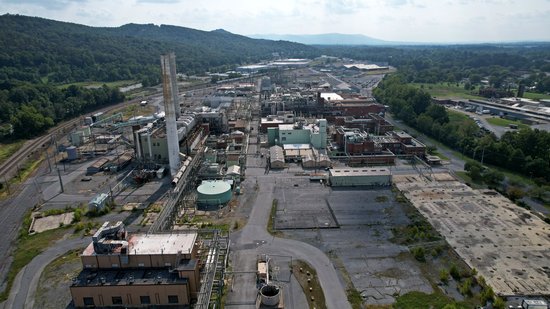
[0,97,142,182]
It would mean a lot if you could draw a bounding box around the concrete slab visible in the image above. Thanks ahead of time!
[394,173,550,296]
[30,213,74,233]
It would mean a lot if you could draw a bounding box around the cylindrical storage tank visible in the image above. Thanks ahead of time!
[260,285,280,306]
[197,180,232,206]
[66,146,78,161]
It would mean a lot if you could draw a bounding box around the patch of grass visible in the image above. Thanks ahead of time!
[57,80,135,89]
[347,288,363,309]
[430,150,449,161]
[521,91,550,100]
[35,248,82,309]
[292,260,327,309]
[267,199,281,236]
[447,110,472,123]
[375,195,389,203]
[0,140,25,166]
[454,171,486,189]
[119,104,156,121]
[394,291,470,309]
[486,117,529,129]
[0,211,71,301]
[1,155,45,199]
[411,83,484,100]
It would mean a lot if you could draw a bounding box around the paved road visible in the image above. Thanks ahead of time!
[3,236,89,309]
[227,115,352,309]
[0,167,46,295]
[231,177,352,309]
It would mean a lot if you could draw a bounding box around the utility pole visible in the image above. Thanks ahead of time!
[57,168,64,193]
[46,151,52,173]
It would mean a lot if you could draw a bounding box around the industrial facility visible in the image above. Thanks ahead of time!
[70,221,201,308]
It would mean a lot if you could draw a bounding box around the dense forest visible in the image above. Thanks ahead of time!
[373,75,550,183]
[0,14,317,85]
[0,14,317,140]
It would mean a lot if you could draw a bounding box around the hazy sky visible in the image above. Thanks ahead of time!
[1,0,550,42]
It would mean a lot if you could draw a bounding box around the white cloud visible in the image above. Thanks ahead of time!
[0,0,549,42]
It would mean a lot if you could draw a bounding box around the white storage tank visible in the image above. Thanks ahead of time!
[197,180,232,206]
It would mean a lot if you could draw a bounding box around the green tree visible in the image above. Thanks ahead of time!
[10,105,54,138]
[506,186,524,202]
[483,169,505,186]
[493,297,506,309]
[425,104,449,124]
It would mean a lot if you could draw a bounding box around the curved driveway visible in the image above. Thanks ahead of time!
[231,177,351,309]
[4,237,88,309]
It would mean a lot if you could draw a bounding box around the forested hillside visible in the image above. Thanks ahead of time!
[0,14,317,84]
[0,14,317,139]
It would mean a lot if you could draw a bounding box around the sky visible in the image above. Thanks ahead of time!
[1,0,550,43]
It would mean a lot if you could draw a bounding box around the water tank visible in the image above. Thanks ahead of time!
[260,284,280,306]
[66,146,78,161]
[197,180,232,206]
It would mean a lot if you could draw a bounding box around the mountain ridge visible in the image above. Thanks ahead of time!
[248,33,401,45]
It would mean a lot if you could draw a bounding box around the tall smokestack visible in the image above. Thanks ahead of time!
[161,52,181,177]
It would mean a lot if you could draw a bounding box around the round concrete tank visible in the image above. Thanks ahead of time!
[260,284,280,306]
[197,180,232,206]
[66,146,78,160]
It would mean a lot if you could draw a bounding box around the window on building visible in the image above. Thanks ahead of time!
[168,295,179,304]
[112,296,123,305]
[83,297,94,306]
[282,137,286,141]
[140,296,151,304]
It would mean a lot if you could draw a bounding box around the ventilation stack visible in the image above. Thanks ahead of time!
[161,52,181,177]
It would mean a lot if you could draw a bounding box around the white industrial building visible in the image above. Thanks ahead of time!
[329,168,391,187]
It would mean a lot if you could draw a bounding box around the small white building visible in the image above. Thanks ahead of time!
[88,193,109,212]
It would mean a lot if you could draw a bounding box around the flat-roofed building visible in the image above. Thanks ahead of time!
[329,168,391,187]
[70,222,200,308]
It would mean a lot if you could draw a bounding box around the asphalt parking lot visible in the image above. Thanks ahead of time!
[274,182,433,304]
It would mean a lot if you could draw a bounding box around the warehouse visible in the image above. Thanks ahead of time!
[269,146,285,169]
[328,168,391,187]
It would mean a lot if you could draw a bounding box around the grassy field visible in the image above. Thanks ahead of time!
[486,117,529,129]
[34,248,82,309]
[0,155,44,199]
[57,80,135,89]
[454,171,486,189]
[0,140,25,166]
[520,91,550,101]
[411,83,484,100]
[447,110,472,123]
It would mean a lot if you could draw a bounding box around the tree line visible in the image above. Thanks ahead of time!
[374,75,550,183]
[0,82,124,139]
